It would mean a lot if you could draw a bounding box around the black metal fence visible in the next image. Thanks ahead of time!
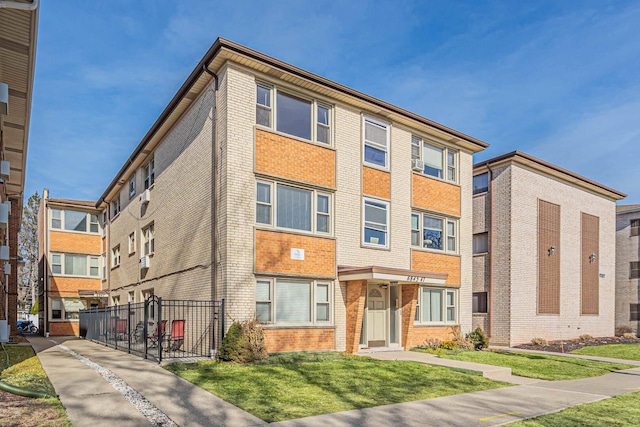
[79,296,224,363]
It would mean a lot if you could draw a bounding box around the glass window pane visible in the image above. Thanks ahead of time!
[52,265,61,274]
[277,92,311,140]
[276,185,311,231]
[275,281,311,322]
[256,302,271,322]
[317,106,329,125]
[473,173,489,194]
[411,137,421,159]
[65,211,87,232]
[316,303,329,322]
[65,255,87,276]
[423,144,443,178]
[52,210,61,229]
[257,107,270,127]
[317,125,329,144]
[257,183,270,203]
[473,233,489,254]
[422,289,443,322]
[365,202,387,225]
[364,228,386,245]
[316,284,329,302]
[317,195,329,214]
[365,121,387,147]
[256,281,270,301]
[447,292,455,306]
[256,205,271,225]
[257,86,270,107]
[423,216,443,250]
[317,214,329,233]
[411,214,419,230]
[411,230,420,246]
[364,145,386,166]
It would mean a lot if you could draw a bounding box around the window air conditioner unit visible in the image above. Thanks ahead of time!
[0,246,8,261]
[3,263,10,275]
[0,202,7,229]
[0,82,8,116]
[412,159,424,171]
[140,189,150,205]
[0,161,9,181]
[140,255,150,270]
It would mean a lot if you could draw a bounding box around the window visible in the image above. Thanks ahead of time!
[51,209,61,229]
[631,261,640,279]
[89,214,99,233]
[363,198,388,247]
[129,176,136,199]
[412,212,457,253]
[51,299,62,319]
[363,117,389,168]
[102,253,106,279]
[143,158,155,189]
[112,296,120,306]
[631,304,640,321]
[412,136,458,183]
[128,232,136,255]
[50,253,99,277]
[415,288,457,324]
[632,219,640,237]
[256,180,332,235]
[128,291,135,303]
[142,224,154,255]
[473,232,489,254]
[51,298,85,320]
[112,198,121,217]
[112,246,120,268]
[473,173,489,194]
[102,211,107,236]
[256,279,332,325]
[473,292,488,313]
[255,84,331,144]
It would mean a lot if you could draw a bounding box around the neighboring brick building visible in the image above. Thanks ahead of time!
[76,37,488,353]
[615,204,640,335]
[0,3,39,339]
[38,189,106,336]
[472,151,625,346]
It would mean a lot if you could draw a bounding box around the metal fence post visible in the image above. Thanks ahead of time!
[127,302,132,354]
[143,297,148,360]
[157,297,163,364]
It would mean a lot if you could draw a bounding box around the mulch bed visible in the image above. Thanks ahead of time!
[515,336,640,353]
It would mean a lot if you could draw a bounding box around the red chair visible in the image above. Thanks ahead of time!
[165,319,185,351]
[148,320,167,348]
[116,319,128,340]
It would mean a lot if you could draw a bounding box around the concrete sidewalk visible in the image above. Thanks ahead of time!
[492,345,640,366]
[29,336,264,427]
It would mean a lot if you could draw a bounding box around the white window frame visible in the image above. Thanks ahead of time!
[363,197,389,248]
[112,198,121,218]
[50,209,100,234]
[412,136,458,183]
[363,116,390,169]
[128,232,136,255]
[255,278,333,326]
[414,287,458,325]
[255,179,332,235]
[129,176,136,199]
[50,252,101,278]
[102,211,108,236]
[101,253,107,279]
[112,246,120,268]
[255,82,332,145]
[142,224,155,256]
[411,211,458,253]
[143,158,155,190]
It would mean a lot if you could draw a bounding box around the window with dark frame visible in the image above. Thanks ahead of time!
[473,173,489,194]
[631,261,640,279]
[473,292,488,313]
[631,304,639,321]
[473,232,489,254]
[631,219,640,236]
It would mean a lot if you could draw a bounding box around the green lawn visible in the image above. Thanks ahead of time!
[165,352,509,422]
[441,350,634,380]
[571,344,640,361]
[510,392,640,426]
[1,345,56,395]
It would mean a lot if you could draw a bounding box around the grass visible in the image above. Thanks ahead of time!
[0,344,70,426]
[510,392,640,426]
[165,352,509,422]
[571,343,640,361]
[441,350,634,380]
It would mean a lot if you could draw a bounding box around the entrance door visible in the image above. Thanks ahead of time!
[367,285,387,347]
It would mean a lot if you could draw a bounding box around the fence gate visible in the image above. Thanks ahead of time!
[80,296,225,363]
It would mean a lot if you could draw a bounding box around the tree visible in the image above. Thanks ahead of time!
[18,192,40,314]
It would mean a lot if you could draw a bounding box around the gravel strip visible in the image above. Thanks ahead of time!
[51,340,177,426]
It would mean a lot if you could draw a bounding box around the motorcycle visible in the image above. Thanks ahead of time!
[17,320,38,334]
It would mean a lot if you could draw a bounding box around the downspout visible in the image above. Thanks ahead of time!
[486,163,494,338]
[43,194,48,336]
[0,0,39,10]
[201,64,218,302]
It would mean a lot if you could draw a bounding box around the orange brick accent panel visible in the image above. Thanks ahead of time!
[255,230,335,277]
[255,129,335,188]
[263,328,334,352]
[411,251,460,286]
[401,284,418,350]
[50,322,79,336]
[50,277,101,296]
[50,231,102,255]
[345,280,367,353]
[412,174,460,217]
[409,326,455,348]
[362,167,390,199]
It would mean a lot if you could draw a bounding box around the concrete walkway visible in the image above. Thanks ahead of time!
[27,338,640,426]
[29,336,264,427]
[492,345,640,366]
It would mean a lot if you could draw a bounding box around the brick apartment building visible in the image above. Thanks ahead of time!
[0,2,38,340]
[61,37,491,352]
[38,189,107,336]
[472,151,625,346]
[615,204,640,335]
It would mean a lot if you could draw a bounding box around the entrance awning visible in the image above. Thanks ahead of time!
[337,265,447,285]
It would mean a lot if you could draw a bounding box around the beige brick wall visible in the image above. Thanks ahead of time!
[615,210,640,334]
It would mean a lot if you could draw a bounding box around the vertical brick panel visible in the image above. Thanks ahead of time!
[581,213,599,315]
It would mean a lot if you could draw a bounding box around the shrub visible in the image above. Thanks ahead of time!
[616,326,633,336]
[420,338,441,349]
[439,340,459,350]
[218,319,268,363]
[579,334,594,342]
[450,326,474,350]
[623,332,638,339]
[468,326,489,350]
[530,337,547,346]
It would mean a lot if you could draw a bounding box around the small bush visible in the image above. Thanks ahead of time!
[468,326,489,350]
[530,337,548,346]
[623,332,638,339]
[579,334,594,342]
[616,326,633,336]
[450,326,474,350]
[218,319,268,363]
[420,338,441,349]
[439,340,459,350]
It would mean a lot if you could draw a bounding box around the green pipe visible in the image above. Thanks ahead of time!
[0,379,56,399]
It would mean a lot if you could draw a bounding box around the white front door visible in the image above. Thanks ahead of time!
[367,285,387,347]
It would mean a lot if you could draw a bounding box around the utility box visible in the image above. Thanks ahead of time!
[0,202,8,229]
[0,320,8,343]
[0,246,9,261]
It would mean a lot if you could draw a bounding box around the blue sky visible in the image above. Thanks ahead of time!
[27,0,640,203]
